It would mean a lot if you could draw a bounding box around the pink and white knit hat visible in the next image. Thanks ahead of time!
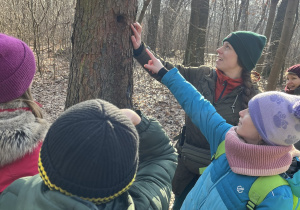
[0,33,36,103]
[248,91,300,146]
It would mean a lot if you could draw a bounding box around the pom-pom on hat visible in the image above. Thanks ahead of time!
[223,31,266,72]
[248,91,300,146]
[0,34,36,103]
[38,99,139,204]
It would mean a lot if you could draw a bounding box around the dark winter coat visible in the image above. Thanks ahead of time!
[134,43,244,195]
[0,112,177,210]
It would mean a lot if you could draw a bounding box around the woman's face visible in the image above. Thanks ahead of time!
[236,109,261,145]
[216,42,242,77]
[286,73,300,90]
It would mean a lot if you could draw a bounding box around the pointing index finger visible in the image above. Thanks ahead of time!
[146,48,155,60]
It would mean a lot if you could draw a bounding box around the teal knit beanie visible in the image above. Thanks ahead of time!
[223,31,266,72]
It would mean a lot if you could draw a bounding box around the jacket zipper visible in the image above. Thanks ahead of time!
[199,170,231,208]
[217,81,228,102]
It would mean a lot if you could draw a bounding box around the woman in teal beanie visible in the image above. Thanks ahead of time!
[131,22,266,209]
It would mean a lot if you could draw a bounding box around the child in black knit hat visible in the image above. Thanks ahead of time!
[0,99,177,209]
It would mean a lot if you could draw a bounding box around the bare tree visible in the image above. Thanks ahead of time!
[65,0,137,109]
[234,0,249,30]
[147,0,161,51]
[256,0,279,74]
[262,0,288,78]
[217,0,227,48]
[266,0,299,90]
[253,0,269,32]
[161,0,185,57]
[183,0,209,66]
[239,0,249,30]
[138,0,151,24]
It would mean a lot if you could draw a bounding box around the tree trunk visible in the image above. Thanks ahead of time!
[266,0,299,91]
[262,0,288,78]
[217,0,226,48]
[65,0,137,109]
[161,0,183,57]
[183,0,209,66]
[146,0,161,51]
[233,0,239,31]
[235,0,248,30]
[239,0,249,30]
[138,0,151,24]
[253,0,268,32]
[255,0,279,74]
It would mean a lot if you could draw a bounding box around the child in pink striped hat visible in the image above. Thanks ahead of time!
[143,48,300,209]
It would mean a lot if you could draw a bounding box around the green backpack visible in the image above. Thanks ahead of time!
[199,141,300,210]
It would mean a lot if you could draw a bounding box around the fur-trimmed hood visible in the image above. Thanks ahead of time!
[0,101,49,167]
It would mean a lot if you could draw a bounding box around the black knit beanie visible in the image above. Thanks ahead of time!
[38,99,139,204]
[223,31,266,72]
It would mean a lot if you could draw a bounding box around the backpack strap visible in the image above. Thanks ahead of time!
[211,140,226,160]
[199,141,298,209]
[199,140,225,175]
[246,175,289,210]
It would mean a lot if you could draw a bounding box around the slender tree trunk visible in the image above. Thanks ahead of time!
[235,0,244,30]
[262,0,288,78]
[161,0,183,57]
[65,0,137,109]
[138,0,151,24]
[256,0,279,74]
[146,0,161,51]
[217,0,226,48]
[239,0,249,30]
[183,0,209,66]
[266,0,299,91]
[253,0,268,32]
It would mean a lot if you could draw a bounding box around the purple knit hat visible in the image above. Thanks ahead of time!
[248,91,300,146]
[0,33,36,103]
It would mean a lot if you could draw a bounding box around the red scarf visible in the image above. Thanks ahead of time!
[215,69,243,101]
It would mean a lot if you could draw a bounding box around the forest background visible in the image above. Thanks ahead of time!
[1,0,300,208]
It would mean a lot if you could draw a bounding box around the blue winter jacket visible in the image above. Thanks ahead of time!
[162,68,300,210]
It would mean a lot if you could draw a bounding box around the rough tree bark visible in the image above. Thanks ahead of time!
[65,0,137,109]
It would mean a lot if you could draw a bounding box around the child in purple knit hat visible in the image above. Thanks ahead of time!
[143,49,300,209]
[0,33,48,193]
[285,64,300,95]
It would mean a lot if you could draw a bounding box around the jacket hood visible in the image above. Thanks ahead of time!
[0,101,49,166]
